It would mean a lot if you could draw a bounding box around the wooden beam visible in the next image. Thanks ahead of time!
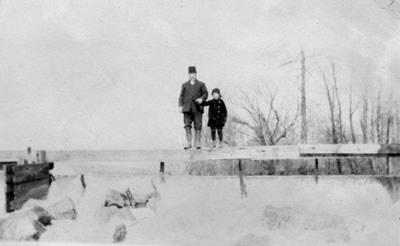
[6,162,54,184]
[9,178,50,212]
[4,162,53,212]
[0,161,17,170]
[0,146,303,162]
[2,144,400,163]
[300,144,400,157]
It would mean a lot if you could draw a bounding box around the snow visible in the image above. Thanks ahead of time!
[1,162,400,245]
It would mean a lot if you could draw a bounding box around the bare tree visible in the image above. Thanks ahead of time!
[322,72,338,144]
[376,89,383,143]
[281,50,308,144]
[301,50,307,144]
[370,101,376,143]
[349,79,359,144]
[331,63,346,143]
[360,97,369,144]
[384,113,393,175]
[396,106,400,142]
[233,88,299,146]
[321,67,345,174]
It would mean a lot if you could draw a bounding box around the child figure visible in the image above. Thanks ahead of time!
[202,88,228,148]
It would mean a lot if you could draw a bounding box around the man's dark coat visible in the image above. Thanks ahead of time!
[178,80,208,113]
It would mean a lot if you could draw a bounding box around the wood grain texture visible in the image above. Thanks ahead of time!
[9,178,50,211]
[299,144,400,157]
[0,162,17,170]
[2,145,400,163]
[9,163,53,184]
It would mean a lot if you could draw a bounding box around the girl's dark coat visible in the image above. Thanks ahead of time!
[202,99,228,127]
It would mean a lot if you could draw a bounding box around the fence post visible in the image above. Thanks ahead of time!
[315,158,319,183]
[386,157,390,175]
[160,162,165,183]
[238,159,247,198]
[80,174,86,189]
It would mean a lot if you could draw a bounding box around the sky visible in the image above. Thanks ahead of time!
[0,0,399,150]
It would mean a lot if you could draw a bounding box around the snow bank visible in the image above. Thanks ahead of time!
[1,162,399,245]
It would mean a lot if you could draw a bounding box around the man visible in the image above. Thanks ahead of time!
[178,66,208,149]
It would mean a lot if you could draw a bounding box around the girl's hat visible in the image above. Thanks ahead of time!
[212,88,221,96]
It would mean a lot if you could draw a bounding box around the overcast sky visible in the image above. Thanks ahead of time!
[0,0,399,150]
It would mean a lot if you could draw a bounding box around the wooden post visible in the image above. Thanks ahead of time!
[5,164,14,213]
[386,156,390,175]
[314,158,319,184]
[160,162,165,183]
[80,174,86,189]
[36,150,47,164]
[27,147,32,164]
[238,159,247,198]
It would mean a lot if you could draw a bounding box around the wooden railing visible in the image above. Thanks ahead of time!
[2,144,400,212]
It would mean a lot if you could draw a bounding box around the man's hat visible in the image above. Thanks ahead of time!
[188,66,197,74]
[212,88,221,96]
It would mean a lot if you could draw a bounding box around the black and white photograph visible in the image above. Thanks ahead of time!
[0,0,400,245]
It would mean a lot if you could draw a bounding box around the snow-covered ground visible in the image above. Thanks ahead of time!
[1,161,400,245]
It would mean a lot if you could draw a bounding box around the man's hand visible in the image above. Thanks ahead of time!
[195,98,203,104]
[179,106,183,113]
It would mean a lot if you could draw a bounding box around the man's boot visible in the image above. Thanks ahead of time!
[184,128,192,149]
[194,130,202,149]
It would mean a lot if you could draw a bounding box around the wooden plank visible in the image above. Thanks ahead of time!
[5,190,14,213]
[13,178,50,195]
[12,168,49,184]
[2,144,400,164]
[5,164,15,184]
[0,161,17,170]
[10,178,50,211]
[300,144,400,157]
[9,163,53,184]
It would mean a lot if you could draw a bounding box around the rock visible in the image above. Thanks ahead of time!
[95,207,137,223]
[47,197,77,220]
[105,189,128,208]
[235,234,270,246]
[30,206,52,226]
[133,193,152,208]
[113,224,127,243]
[131,183,161,208]
[0,212,46,240]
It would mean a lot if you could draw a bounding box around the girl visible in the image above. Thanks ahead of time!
[202,88,228,148]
